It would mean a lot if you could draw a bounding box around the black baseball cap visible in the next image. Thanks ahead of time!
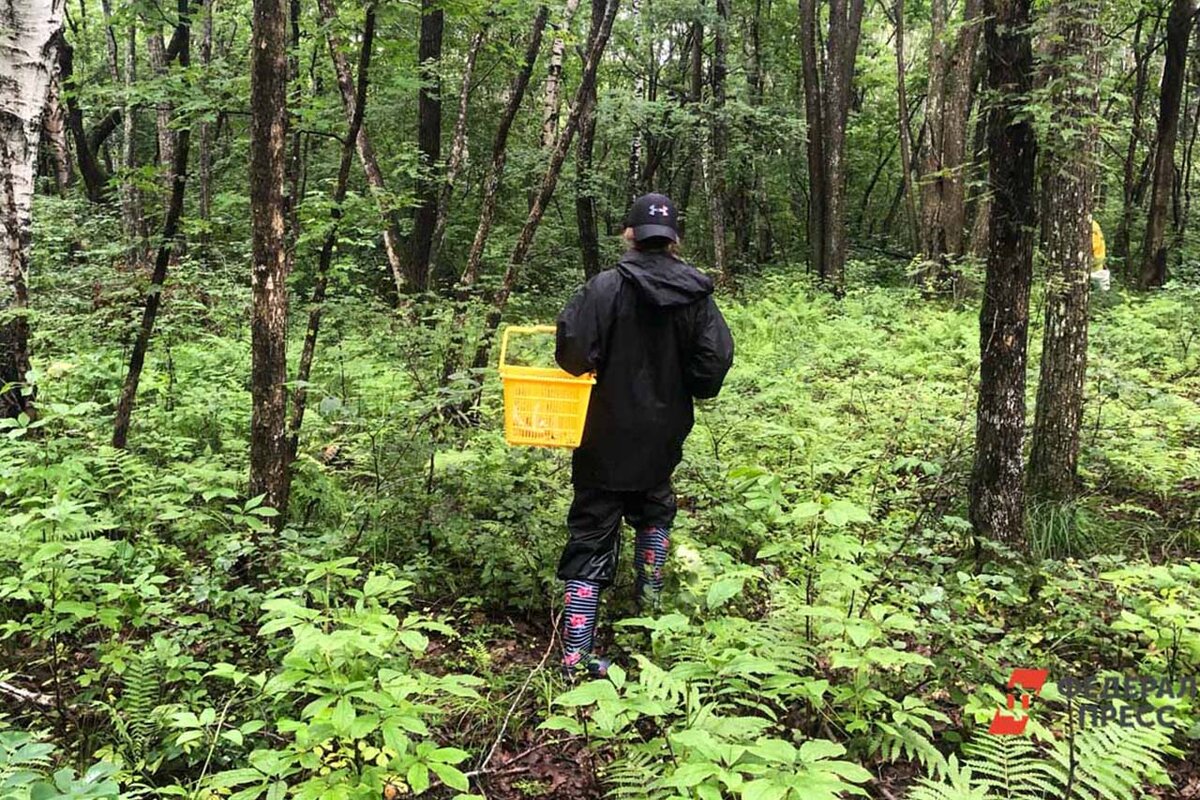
[626,193,679,243]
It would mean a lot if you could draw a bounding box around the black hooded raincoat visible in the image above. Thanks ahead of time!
[555,249,735,491]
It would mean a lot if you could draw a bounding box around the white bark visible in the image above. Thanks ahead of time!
[540,0,581,149]
[1,0,67,306]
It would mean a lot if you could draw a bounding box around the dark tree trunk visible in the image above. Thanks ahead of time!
[575,0,607,279]
[112,0,191,448]
[675,18,703,237]
[1114,9,1153,268]
[1028,0,1100,502]
[316,0,407,297]
[291,6,375,460]
[799,0,867,293]
[893,0,919,250]
[198,0,215,251]
[968,0,1036,548]
[407,0,444,293]
[918,0,983,285]
[457,6,551,292]
[1140,0,1194,289]
[706,0,730,280]
[248,0,291,516]
[57,36,112,202]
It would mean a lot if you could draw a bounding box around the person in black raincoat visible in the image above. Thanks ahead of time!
[554,192,734,678]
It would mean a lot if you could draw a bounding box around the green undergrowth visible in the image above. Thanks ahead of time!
[2,260,1197,798]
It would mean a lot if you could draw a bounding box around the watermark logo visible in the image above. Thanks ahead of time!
[988,668,1195,734]
[989,668,1049,735]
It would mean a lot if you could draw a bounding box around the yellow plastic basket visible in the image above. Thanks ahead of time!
[498,325,595,448]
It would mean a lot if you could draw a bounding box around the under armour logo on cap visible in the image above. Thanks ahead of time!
[626,193,680,242]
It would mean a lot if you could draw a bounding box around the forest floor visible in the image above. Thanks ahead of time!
[3,266,1199,798]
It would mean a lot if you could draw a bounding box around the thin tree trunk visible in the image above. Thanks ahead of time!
[146,27,176,213]
[43,66,72,196]
[99,0,121,82]
[57,36,112,202]
[429,25,486,284]
[968,0,1036,548]
[121,16,145,265]
[707,0,730,280]
[1114,9,1152,268]
[407,0,444,293]
[1029,0,1100,502]
[1140,0,1194,289]
[542,0,582,148]
[285,0,302,272]
[575,0,607,279]
[315,0,407,297]
[111,0,191,447]
[198,0,215,251]
[290,5,375,460]
[464,0,620,387]
[457,6,551,292]
[626,0,645,206]
[248,0,290,515]
[0,0,67,418]
[893,0,919,250]
[676,18,703,236]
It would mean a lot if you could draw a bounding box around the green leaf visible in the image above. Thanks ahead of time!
[707,576,745,609]
[798,739,846,762]
[741,778,787,800]
[430,762,470,792]
[407,762,430,795]
[555,680,619,706]
[751,738,797,764]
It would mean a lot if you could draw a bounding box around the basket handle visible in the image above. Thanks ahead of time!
[499,325,558,369]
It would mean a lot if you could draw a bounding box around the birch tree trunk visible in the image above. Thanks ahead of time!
[0,0,66,417]
[1139,0,1195,289]
[429,26,486,284]
[541,0,582,149]
[248,0,291,517]
[969,0,1036,548]
[315,0,407,298]
[1028,0,1101,502]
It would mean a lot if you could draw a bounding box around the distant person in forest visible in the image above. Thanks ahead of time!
[1091,216,1110,291]
[553,193,735,679]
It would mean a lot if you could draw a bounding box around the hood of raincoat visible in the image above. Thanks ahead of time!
[616,250,714,308]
